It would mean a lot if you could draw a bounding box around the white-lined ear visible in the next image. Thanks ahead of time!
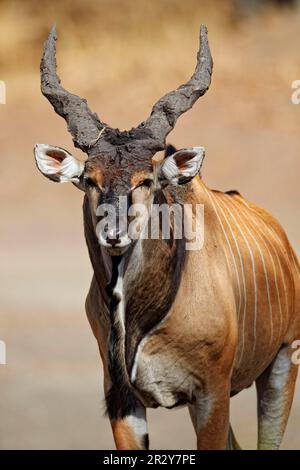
[34,144,84,183]
[159,146,205,185]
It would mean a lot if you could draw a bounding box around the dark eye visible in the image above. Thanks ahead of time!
[84,177,97,188]
[137,178,153,189]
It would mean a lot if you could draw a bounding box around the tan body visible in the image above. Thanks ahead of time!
[37,24,299,450]
[86,177,300,449]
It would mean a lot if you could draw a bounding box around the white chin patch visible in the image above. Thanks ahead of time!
[34,144,84,183]
[98,234,132,255]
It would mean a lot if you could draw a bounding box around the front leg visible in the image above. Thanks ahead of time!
[86,278,149,449]
[110,406,149,450]
[189,380,230,450]
[101,358,149,449]
[100,352,149,449]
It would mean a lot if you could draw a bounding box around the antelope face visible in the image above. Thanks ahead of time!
[36,24,211,254]
[34,144,205,255]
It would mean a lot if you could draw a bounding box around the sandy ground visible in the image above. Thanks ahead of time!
[0,3,300,449]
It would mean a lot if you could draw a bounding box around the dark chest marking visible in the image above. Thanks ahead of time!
[105,256,140,419]
[124,236,186,375]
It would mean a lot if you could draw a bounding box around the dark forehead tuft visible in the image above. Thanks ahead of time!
[85,151,152,172]
[85,152,152,192]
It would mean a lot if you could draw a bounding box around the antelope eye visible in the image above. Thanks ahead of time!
[84,177,97,188]
[137,178,153,189]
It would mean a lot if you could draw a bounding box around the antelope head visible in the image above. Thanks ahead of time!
[34,25,212,255]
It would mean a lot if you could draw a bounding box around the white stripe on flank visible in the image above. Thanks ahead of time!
[238,198,292,309]
[218,197,258,359]
[251,217,289,319]
[204,188,242,317]
[208,191,247,366]
[243,211,283,343]
[226,197,273,347]
[267,226,294,283]
[234,196,290,329]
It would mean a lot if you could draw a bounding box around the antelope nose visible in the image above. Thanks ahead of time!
[107,229,120,247]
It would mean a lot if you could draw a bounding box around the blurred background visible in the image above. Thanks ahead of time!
[0,0,299,449]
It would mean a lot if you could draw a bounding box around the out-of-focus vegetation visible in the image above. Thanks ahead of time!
[1,0,300,133]
[0,0,232,75]
[1,0,300,140]
[0,0,298,76]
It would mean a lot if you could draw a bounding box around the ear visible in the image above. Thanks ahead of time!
[34,144,84,184]
[159,146,205,185]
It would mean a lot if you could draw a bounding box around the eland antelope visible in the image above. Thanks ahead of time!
[34,25,300,450]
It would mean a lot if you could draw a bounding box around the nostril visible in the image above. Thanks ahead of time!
[107,229,120,247]
[107,237,119,247]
